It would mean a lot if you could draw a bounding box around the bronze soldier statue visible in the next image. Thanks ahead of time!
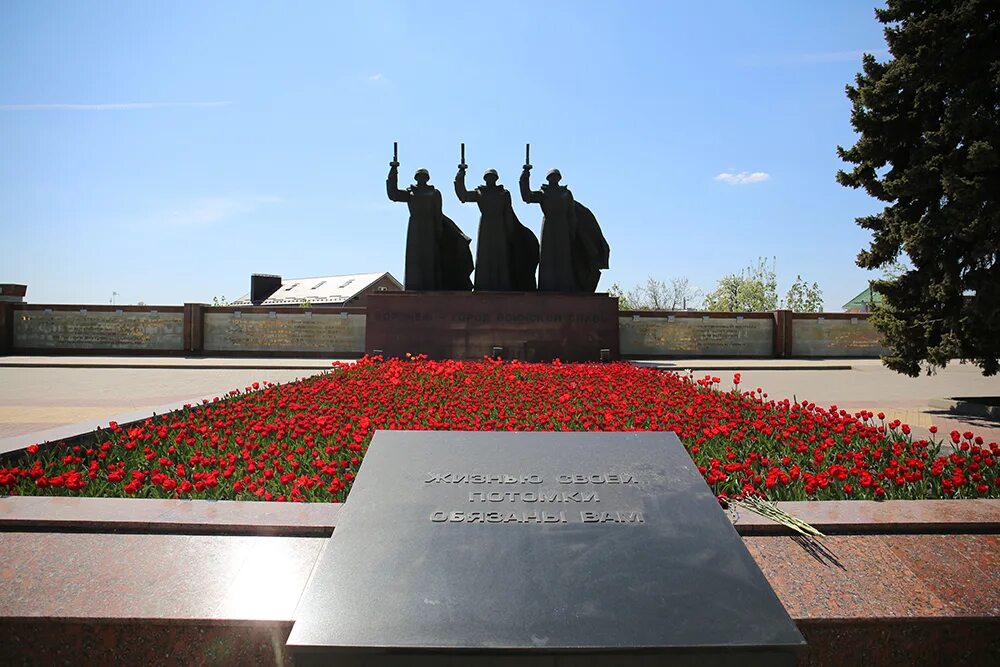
[455,145,539,291]
[386,143,473,291]
[519,146,609,292]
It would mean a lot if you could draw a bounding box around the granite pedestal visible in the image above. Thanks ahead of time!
[364,292,620,362]
[287,431,805,665]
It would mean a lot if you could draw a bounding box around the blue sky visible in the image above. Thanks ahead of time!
[1,1,888,309]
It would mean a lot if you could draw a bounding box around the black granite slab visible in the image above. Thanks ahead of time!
[288,431,805,666]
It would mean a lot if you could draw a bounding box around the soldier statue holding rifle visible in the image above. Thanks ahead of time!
[454,143,539,291]
[386,142,473,291]
[519,144,609,292]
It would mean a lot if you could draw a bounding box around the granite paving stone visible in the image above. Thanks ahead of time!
[949,532,1000,578]
[0,533,327,621]
[879,534,1000,616]
[214,537,329,621]
[743,535,953,619]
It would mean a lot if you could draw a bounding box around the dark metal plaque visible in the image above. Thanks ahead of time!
[288,431,804,666]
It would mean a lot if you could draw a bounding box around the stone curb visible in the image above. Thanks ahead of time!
[730,499,1000,535]
[0,496,340,536]
[2,496,996,537]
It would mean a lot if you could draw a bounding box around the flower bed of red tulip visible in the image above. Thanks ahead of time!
[1,357,997,502]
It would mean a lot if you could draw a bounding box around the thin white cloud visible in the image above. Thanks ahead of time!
[714,171,770,185]
[0,101,231,111]
[153,195,282,226]
[368,73,384,82]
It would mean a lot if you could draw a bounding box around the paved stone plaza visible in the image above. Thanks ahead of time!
[637,358,1000,442]
[1,356,997,450]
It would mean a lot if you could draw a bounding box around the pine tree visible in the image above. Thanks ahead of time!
[837,0,1000,376]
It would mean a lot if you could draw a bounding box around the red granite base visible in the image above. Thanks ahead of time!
[365,291,620,362]
[0,620,294,667]
[744,533,1000,619]
[0,498,997,666]
[5,619,997,667]
[797,619,1000,667]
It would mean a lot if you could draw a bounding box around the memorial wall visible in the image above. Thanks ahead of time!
[203,311,366,353]
[5,303,883,359]
[12,309,184,351]
[791,316,884,357]
[619,315,774,357]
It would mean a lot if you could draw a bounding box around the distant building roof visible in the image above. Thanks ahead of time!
[842,287,884,312]
[0,284,27,303]
[230,272,401,306]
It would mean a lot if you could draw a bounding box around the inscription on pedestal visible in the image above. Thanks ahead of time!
[365,292,620,362]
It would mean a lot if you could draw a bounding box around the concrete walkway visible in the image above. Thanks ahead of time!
[0,355,336,370]
[1,356,997,452]
[639,358,1000,443]
[0,362,325,448]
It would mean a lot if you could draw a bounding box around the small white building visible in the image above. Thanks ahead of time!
[230,272,402,307]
